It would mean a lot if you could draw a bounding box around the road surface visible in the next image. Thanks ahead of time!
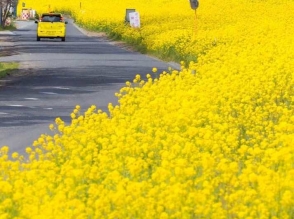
[0,20,179,154]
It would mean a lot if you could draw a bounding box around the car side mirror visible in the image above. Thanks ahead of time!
[35,20,38,24]
[65,21,68,24]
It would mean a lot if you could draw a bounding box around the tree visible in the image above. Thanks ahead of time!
[0,0,17,27]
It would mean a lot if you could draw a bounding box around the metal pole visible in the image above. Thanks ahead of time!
[15,0,18,17]
[0,5,3,27]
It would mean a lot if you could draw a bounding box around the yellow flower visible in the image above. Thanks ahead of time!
[0,146,9,154]
[281,190,293,206]
[126,81,131,87]
[160,212,169,219]
[11,152,19,159]
[25,147,32,154]
[49,124,55,130]
[75,105,81,110]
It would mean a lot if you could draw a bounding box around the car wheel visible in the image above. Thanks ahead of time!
[61,37,65,42]
[37,37,40,41]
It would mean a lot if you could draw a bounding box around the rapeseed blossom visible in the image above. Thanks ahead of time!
[3,0,294,217]
[1,62,294,217]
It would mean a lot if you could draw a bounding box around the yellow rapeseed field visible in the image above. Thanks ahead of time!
[0,0,292,218]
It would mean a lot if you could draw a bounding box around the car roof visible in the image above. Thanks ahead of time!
[42,13,62,16]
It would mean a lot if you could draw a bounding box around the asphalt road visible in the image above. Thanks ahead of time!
[0,20,179,154]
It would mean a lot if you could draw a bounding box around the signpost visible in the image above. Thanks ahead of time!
[189,0,199,37]
[125,8,136,23]
[189,0,199,10]
[129,11,140,28]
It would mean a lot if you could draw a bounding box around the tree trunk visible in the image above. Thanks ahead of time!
[0,0,12,27]
[3,3,10,26]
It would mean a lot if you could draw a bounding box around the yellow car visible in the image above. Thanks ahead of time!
[35,13,68,41]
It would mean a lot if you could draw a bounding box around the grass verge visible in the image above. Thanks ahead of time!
[0,22,17,31]
[0,62,19,78]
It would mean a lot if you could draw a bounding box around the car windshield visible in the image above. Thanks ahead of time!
[41,15,61,22]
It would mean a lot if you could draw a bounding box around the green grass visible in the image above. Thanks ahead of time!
[0,22,17,31]
[0,62,19,78]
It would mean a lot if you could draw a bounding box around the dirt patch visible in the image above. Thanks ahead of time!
[109,41,140,52]
[0,36,18,57]
[85,31,108,38]
[0,35,16,42]
[0,49,18,57]
[0,68,36,87]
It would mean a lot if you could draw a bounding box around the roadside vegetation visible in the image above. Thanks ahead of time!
[0,62,18,78]
[0,24,16,31]
[0,0,292,218]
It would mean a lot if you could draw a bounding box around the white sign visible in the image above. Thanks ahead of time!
[129,12,140,28]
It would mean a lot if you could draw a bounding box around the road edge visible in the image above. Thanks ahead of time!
[70,19,181,71]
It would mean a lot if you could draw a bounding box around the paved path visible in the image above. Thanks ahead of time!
[0,20,180,154]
